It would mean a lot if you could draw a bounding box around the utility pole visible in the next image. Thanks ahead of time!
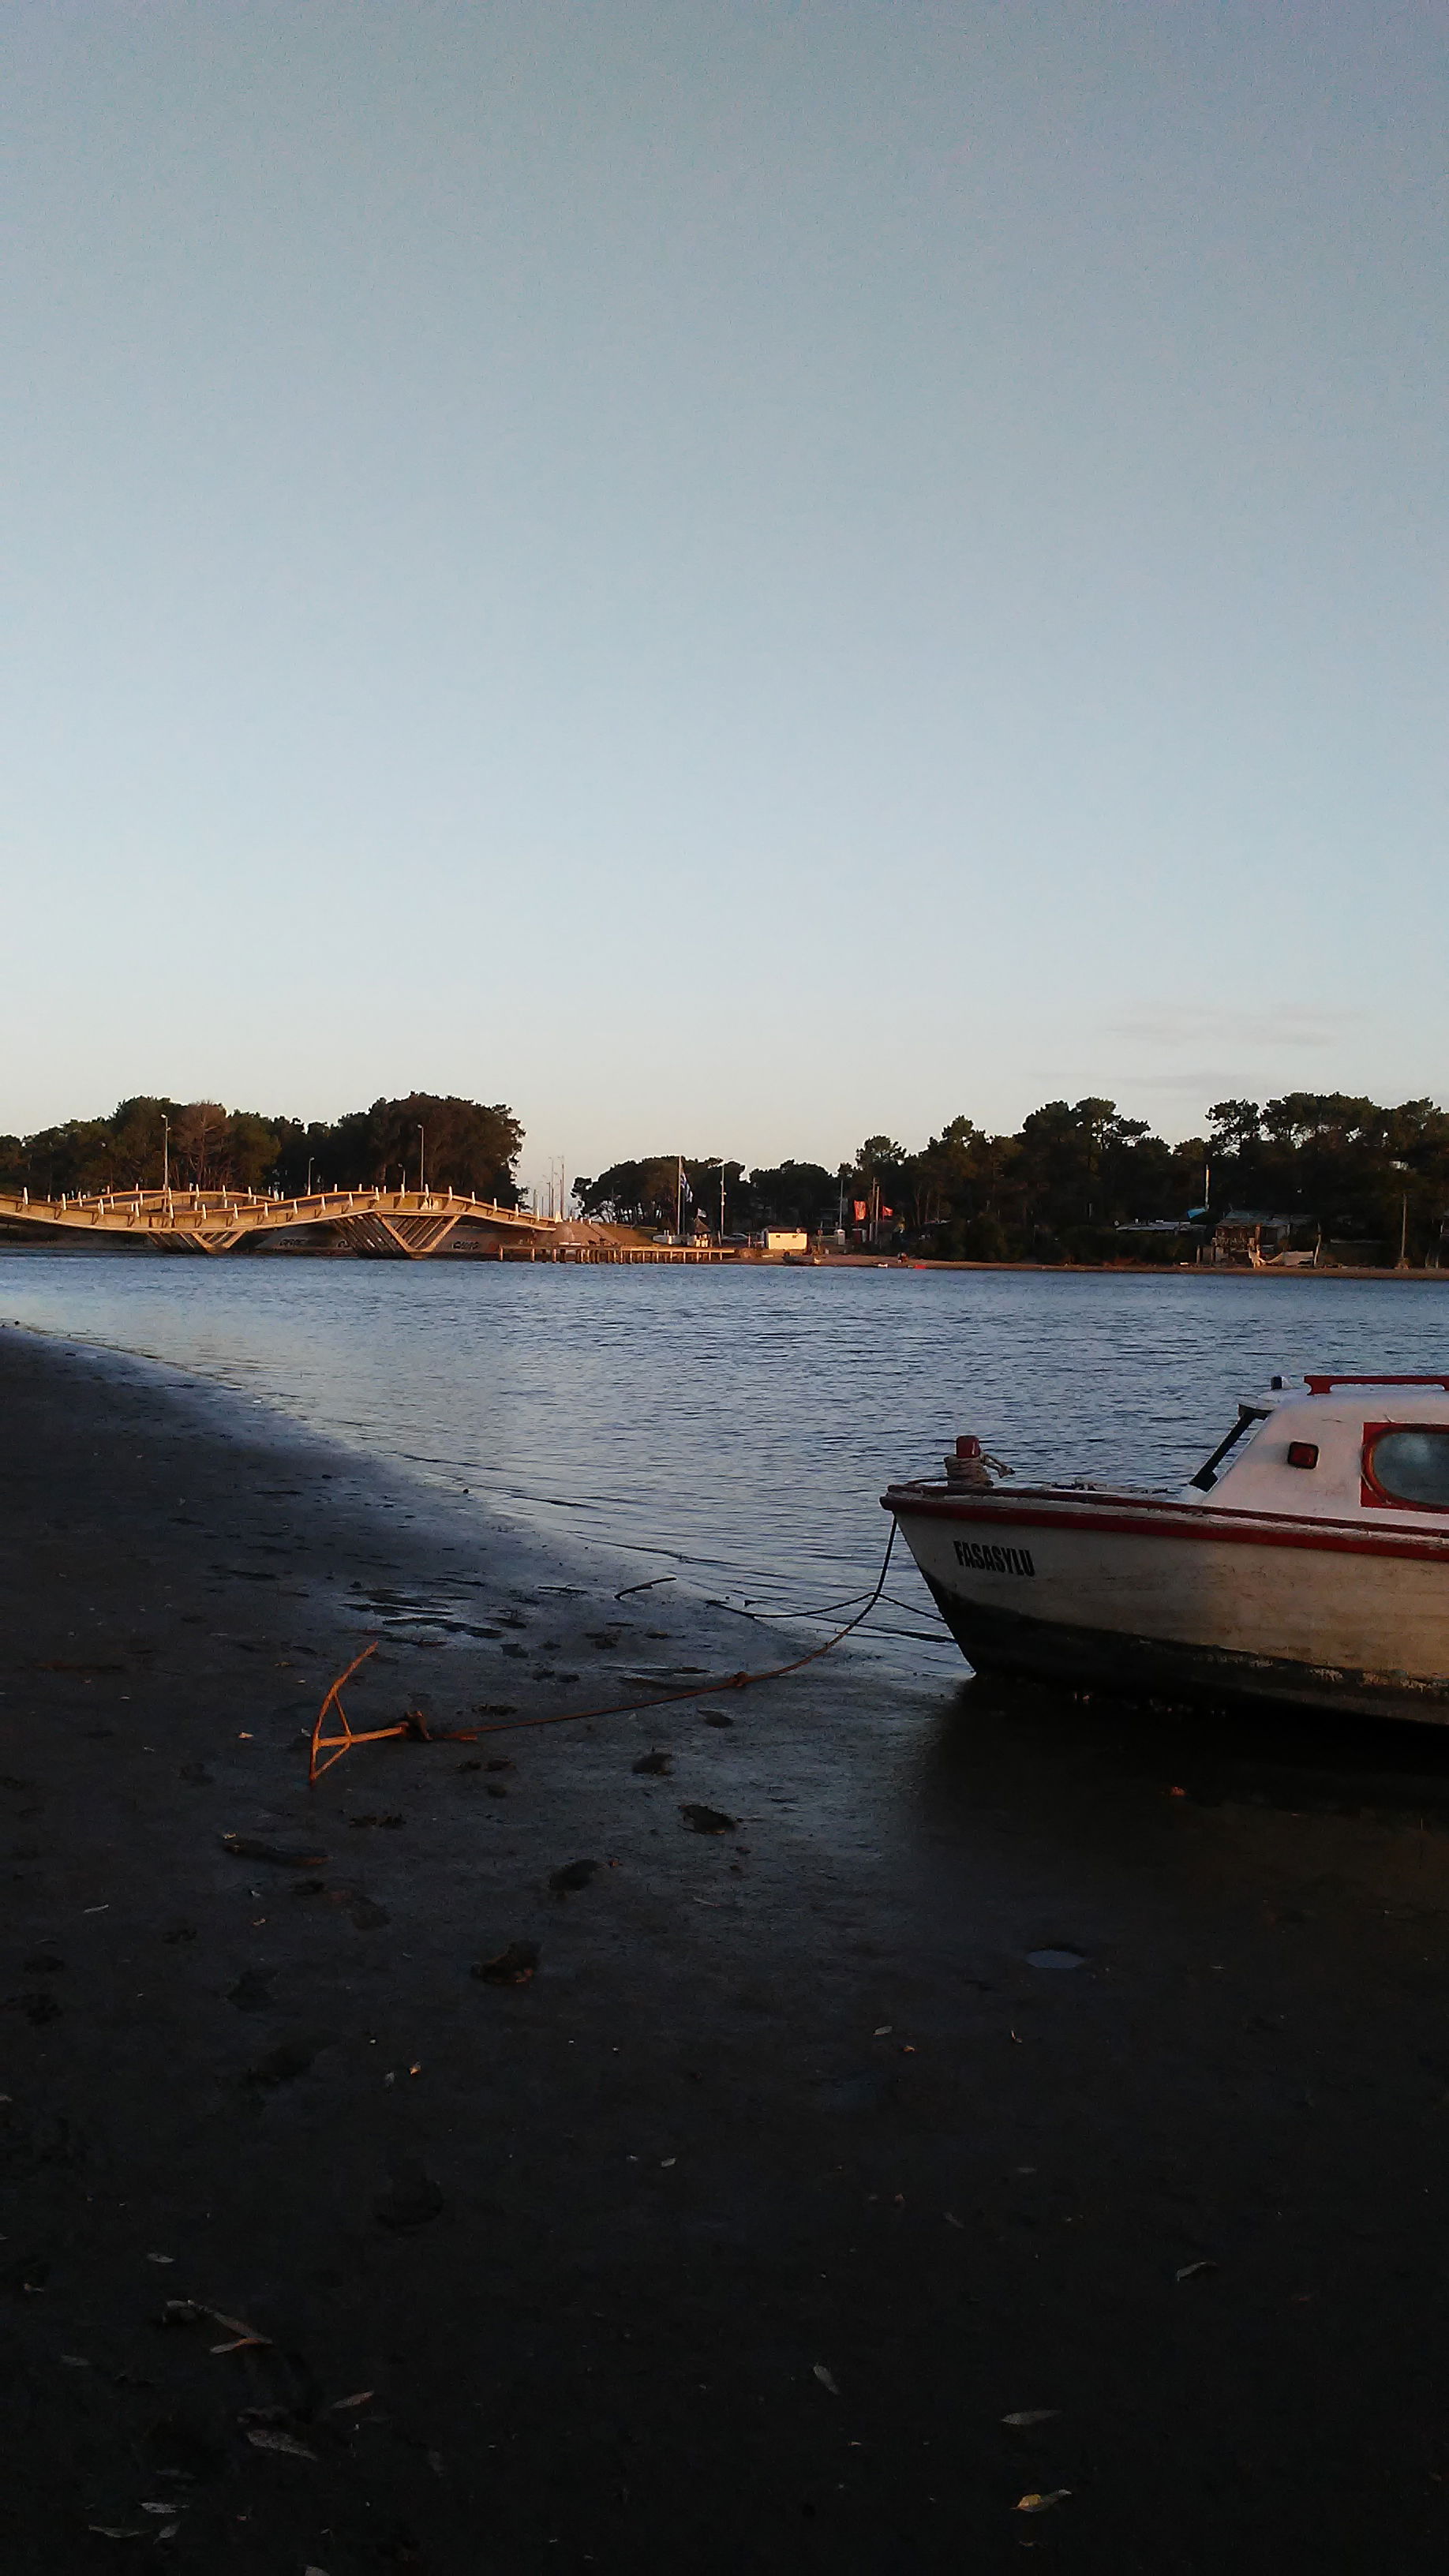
[162,1114,170,1192]
[1398,1191,1410,1269]
[676,1156,683,1241]
[417,1125,426,1194]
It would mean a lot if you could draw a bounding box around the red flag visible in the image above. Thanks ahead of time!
[852,1200,867,1221]
[880,1205,893,1219]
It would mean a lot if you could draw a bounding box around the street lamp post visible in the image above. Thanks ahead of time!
[161,1114,170,1192]
[417,1125,426,1195]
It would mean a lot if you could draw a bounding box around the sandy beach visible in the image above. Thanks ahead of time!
[5,1323,1449,2572]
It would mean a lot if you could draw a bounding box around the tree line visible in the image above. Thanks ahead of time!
[579,1094,1449,1264]
[0,1094,524,1207]
[5,1088,1447,1263]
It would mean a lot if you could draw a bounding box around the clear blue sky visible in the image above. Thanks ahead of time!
[3,2,1444,1195]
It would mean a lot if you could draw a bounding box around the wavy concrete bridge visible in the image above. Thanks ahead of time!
[0,1185,603,1260]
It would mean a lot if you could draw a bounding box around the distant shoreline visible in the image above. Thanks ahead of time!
[1,1236,1445,1282]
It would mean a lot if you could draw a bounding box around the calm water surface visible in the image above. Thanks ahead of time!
[5,1255,1446,1667]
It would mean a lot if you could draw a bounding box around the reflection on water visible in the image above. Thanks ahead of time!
[4,1254,1447,1674]
[917,1665,1449,1831]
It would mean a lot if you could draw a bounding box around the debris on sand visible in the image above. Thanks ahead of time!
[1015,2490,1070,2514]
[158,2297,271,2352]
[472,1942,540,1986]
[221,1833,327,1870]
[245,2424,316,2459]
[1002,2409,1060,2427]
[4,2253,51,2293]
[632,1750,672,1776]
[549,1859,600,1896]
[207,2305,272,2353]
[702,1710,735,1728]
[812,2364,840,2394]
[680,1803,737,1835]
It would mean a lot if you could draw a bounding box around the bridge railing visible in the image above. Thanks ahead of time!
[0,1185,558,1231]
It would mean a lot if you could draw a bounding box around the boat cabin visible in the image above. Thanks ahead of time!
[1187,1376,1449,1526]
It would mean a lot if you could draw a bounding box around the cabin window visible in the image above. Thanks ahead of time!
[1364,1427,1449,1509]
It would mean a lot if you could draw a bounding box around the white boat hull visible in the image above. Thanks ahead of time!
[886,1488,1449,1723]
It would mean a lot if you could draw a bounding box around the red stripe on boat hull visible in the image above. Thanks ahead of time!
[882,1486,1449,1567]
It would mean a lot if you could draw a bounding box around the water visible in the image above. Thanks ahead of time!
[3,1252,1445,1667]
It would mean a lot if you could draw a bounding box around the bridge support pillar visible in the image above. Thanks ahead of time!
[333,1213,463,1260]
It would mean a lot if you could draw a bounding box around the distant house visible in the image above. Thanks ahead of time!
[1205,1211,1319,1267]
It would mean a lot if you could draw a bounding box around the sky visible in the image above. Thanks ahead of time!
[2,1,1445,1196]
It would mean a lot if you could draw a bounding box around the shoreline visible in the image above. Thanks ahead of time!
[4,1235,1447,1281]
[6,1328,1449,2569]
[0,1316,938,1671]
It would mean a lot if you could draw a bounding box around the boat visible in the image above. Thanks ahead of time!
[882,1375,1449,1722]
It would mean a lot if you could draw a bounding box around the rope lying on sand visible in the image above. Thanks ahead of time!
[309,1522,900,1785]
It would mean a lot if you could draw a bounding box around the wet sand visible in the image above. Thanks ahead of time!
[4,1324,1449,2573]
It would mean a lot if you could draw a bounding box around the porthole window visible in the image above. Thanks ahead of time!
[1365,1427,1449,1508]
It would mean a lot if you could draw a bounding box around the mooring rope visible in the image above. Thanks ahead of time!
[309,1520,900,1784]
